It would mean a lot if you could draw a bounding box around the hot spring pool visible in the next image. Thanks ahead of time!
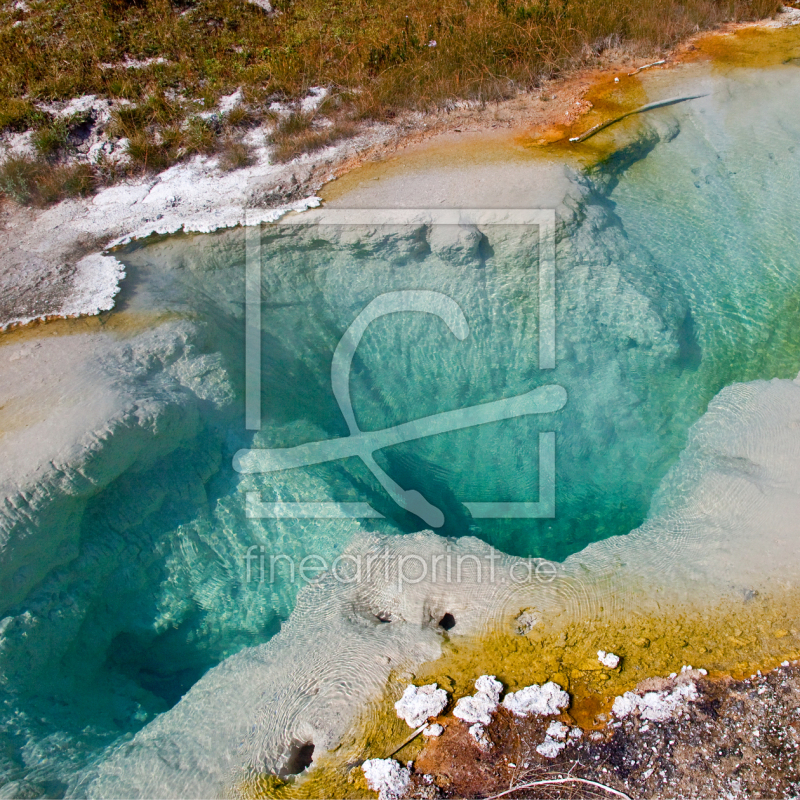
[1,25,800,798]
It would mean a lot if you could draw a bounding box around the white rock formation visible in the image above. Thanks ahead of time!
[545,720,569,741]
[469,723,492,749]
[597,650,620,669]
[61,253,126,319]
[362,758,411,800]
[536,737,565,758]
[612,681,699,722]
[422,724,443,737]
[394,684,448,728]
[502,682,570,717]
[680,665,707,675]
[453,676,503,726]
[218,88,244,116]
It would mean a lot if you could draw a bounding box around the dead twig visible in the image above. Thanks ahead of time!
[484,776,634,800]
[385,723,429,758]
[628,59,667,75]
[569,93,708,143]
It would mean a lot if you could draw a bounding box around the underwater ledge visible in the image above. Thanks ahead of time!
[75,370,800,798]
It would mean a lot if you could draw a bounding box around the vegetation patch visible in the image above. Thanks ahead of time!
[0,0,781,114]
[268,111,356,162]
[0,155,95,206]
[0,0,784,203]
[218,137,255,170]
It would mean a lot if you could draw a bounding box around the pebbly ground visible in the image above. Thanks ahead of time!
[404,664,800,799]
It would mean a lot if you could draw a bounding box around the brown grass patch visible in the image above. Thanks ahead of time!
[0,0,781,115]
[0,156,96,206]
[269,112,357,162]
[0,0,784,195]
[218,137,255,170]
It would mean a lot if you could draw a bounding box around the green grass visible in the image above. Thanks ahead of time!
[31,117,71,159]
[0,0,783,202]
[0,97,45,131]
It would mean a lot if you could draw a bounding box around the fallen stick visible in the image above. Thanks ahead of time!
[385,723,429,757]
[569,94,708,143]
[484,776,634,800]
[628,59,666,76]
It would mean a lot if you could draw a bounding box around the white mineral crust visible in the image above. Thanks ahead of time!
[536,737,565,758]
[362,759,411,800]
[546,720,569,741]
[453,675,502,726]
[502,681,570,717]
[394,683,448,728]
[597,650,620,669]
[612,681,699,722]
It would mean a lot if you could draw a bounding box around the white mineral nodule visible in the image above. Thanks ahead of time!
[502,681,570,717]
[453,675,503,726]
[468,723,492,749]
[394,684,448,728]
[362,758,411,800]
[536,737,565,758]
[423,723,444,737]
[612,680,699,722]
[597,650,620,669]
[545,720,569,741]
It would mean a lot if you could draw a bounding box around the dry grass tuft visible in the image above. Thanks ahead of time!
[217,137,255,170]
[0,0,783,198]
[269,112,357,162]
[0,156,95,207]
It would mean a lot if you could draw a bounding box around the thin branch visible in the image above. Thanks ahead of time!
[628,59,667,76]
[484,776,634,800]
[385,723,429,758]
[569,93,708,143]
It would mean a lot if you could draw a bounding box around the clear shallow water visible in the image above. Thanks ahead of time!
[1,51,800,797]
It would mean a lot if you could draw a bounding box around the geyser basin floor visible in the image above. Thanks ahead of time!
[246,588,800,798]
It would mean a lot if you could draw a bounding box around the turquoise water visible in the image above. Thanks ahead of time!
[1,57,800,797]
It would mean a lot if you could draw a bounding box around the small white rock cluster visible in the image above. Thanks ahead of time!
[612,680,699,722]
[363,682,447,800]
[362,758,411,800]
[503,681,570,718]
[680,664,708,676]
[451,675,571,753]
[453,675,503,725]
[379,674,574,786]
[597,650,620,669]
[536,720,571,758]
[394,683,448,728]
[453,675,503,748]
